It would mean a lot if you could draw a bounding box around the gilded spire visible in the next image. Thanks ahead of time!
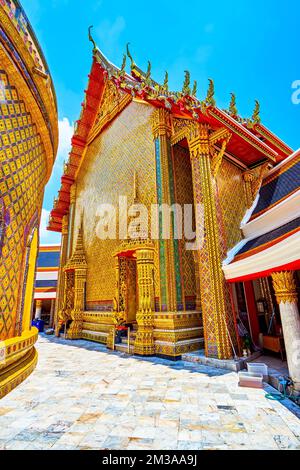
[229,93,238,116]
[70,221,87,267]
[126,43,135,69]
[88,25,97,53]
[205,79,216,106]
[182,70,191,95]
[252,100,261,124]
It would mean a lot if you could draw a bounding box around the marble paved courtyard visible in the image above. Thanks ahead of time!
[1,336,300,450]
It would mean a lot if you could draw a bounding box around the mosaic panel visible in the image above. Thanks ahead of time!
[216,158,247,250]
[74,101,157,305]
[0,70,46,340]
[172,145,197,305]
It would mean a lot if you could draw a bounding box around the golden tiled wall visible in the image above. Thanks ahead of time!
[74,101,158,307]
[172,144,196,304]
[216,158,247,251]
[0,70,46,339]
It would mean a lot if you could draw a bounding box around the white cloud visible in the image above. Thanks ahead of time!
[39,208,61,245]
[39,117,74,245]
[54,117,74,175]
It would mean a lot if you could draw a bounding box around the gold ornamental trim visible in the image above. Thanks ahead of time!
[0,8,58,178]
[151,108,172,139]
[272,271,298,304]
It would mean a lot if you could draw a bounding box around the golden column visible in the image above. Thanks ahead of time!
[134,247,155,355]
[188,124,232,359]
[66,225,87,340]
[272,271,300,392]
[67,269,86,339]
[151,108,179,312]
[54,214,69,334]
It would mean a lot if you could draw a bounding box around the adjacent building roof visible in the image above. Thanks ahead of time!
[34,245,60,299]
[224,149,300,281]
[250,150,300,220]
[234,217,300,262]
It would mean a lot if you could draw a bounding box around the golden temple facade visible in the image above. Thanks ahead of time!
[49,35,292,361]
[0,1,58,397]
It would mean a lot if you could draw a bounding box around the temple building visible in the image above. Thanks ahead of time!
[33,245,60,328]
[224,148,300,391]
[0,1,58,398]
[49,33,298,377]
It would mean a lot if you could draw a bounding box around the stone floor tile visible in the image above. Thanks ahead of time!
[0,335,299,451]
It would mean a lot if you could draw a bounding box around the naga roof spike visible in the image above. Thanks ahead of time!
[126,43,135,68]
[88,25,97,53]
[229,92,238,116]
[252,100,261,124]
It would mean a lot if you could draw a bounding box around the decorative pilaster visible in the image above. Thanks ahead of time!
[54,214,69,336]
[67,268,86,339]
[188,124,233,359]
[152,108,183,312]
[67,184,76,259]
[272,271,300,392]
[134,247,155,355]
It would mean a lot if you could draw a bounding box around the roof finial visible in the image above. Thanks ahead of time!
[126,43,135,69]
[182,70,191,95]
[192,80,197,97]
[88,25,97,53]
[229,92,238,116]
[252,100,261,123]
[145,61,152,80]
[120,54,127,73]
[163,71,169,92]
[206,79,216,106]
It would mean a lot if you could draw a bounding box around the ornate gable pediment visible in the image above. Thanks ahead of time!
[88,80,132,143]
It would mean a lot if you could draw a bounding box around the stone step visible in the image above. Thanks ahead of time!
[115,343,135,354]
[120,337,135,346]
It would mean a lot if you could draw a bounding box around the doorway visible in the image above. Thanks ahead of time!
[118,256,138,324]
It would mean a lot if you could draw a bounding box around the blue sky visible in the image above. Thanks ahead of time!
[21,0,300,244]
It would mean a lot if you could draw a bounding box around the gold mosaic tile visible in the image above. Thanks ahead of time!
[0,70,46,339]
[74,101,158,305]
[216,159,247,251]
